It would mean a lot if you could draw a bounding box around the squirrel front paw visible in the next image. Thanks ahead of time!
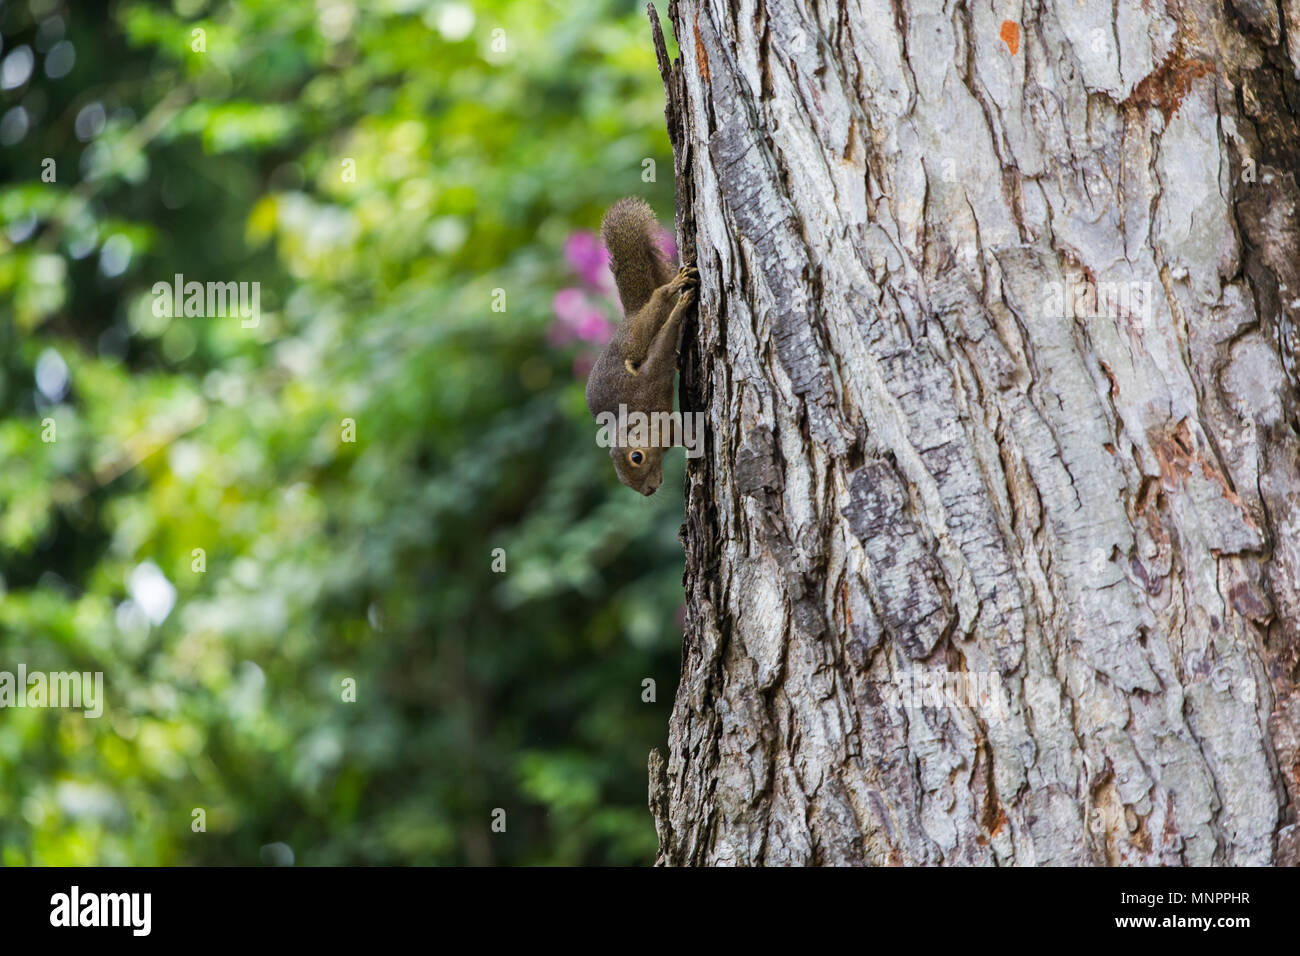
[668,265,699,294]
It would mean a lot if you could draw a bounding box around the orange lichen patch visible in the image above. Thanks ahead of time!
[1149,419,1197,487]
[1135,475,1160,514]
[1131,814,1153,853]
[987,803,1008,838]
[1000,20,1020,55]
[1148,419,1260,529]
[1201,457,1253,521]
[1124,49,1215,123]
[693,18,710,83]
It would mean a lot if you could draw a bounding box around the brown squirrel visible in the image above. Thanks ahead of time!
[585,197,698,495]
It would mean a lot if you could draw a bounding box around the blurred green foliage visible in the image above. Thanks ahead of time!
[0,0,684,865]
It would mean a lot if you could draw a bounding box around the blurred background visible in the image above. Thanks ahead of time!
[0,0,686,865]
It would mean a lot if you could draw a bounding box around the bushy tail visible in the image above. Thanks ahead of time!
[601,197,674,316]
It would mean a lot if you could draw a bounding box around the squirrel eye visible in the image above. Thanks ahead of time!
[629,450,644,466]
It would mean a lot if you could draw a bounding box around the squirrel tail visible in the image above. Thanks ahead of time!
[601,197,674,316]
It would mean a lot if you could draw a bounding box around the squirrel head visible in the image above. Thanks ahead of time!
[610,443,665,496]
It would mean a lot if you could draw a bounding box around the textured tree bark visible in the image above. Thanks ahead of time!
[648,0,1300,865]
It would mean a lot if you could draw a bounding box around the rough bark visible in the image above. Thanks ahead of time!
[648,0,1300,865]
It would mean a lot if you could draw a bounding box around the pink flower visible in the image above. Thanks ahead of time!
[553,287,587,322]
[575,309,612,345]
[656,229,677,263]
[564,230,615,294]
[548,288,584,345]
[550,287,612,346]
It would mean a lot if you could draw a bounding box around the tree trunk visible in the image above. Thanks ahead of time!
[648,0,1300,866]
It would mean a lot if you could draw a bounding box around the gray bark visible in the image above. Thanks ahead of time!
[648,0,1300,865]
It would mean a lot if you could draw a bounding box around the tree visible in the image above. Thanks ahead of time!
[647,0,1300,865]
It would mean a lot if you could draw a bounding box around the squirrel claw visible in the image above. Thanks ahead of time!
[670,266,699,294]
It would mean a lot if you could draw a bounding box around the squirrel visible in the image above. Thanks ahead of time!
[585,197,698,495]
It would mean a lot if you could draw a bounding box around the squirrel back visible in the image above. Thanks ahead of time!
[601,197,674,316]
